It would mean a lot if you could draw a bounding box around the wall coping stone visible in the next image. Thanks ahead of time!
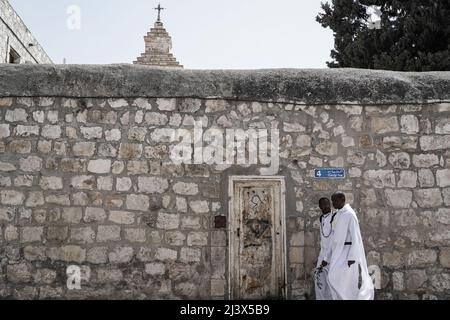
[1,64,450,105]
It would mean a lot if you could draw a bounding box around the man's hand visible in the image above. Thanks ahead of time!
[348,260,355,267]
[321,260,328,268]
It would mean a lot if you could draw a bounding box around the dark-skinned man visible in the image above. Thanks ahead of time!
[325,192,374,300]
[314,197,335,300]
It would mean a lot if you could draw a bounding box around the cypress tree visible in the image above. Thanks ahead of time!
[316,0,450,71]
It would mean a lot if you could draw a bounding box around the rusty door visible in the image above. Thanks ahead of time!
[229,177,286,300]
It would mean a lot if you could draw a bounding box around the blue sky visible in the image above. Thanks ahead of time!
[9,0,334,69]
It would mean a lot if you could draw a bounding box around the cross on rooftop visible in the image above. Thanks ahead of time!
[154,3,165,22]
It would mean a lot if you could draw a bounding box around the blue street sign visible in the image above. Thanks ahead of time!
[314,168,346,179]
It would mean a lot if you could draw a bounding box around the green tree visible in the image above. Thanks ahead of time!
[316,0,450,71]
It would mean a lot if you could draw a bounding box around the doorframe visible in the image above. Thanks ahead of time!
[227,176,287,300]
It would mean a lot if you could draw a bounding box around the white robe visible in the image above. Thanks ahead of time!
[327,204,374,300]
[315,212,333,300]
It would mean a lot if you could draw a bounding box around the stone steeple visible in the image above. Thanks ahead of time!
[133,5,183,68]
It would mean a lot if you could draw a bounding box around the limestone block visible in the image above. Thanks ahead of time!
[173,182,199,195]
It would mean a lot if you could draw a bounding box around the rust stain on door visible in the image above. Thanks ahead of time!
[229,177,286,300]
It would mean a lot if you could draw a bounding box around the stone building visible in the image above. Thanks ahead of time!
[133,6,183,68]
[0,0,52,64]
[0,65,450,300]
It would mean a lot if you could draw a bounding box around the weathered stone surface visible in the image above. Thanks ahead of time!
[0,161,16,172]
[173,182,199,195]
[84,207,107,222]
[6,109,28,122]
[109,211,135,224]
[39,176,63,190]
[363,170,396,188]
[440,248,450,268]
[388,152,410,169]
[7,263,32,283]
[71,175,95,190]
[116,177,132,191]
[19,156,42,172]
[179,99,201,113]
[145,263,166,276]
[435,118,450,134]
[430,274,450,292]
[5,225,19,241]
[155,248,177,261]
[383,251,402,267]
[420,136,450,151]
[400,115,419,134]
[88,159,111,174]
[412,154,439,168]
[108,98,128,109]
[119,143,143,159]
[385,189,412,208]
[406,249,437,266]
[23,246,46,261]
[1,190,25,205]
[109,246,133,263]
[105,129,121,141]
[180,248,201,263]
[189,200,209,214]
[87,247,108,264]
[144,113,168,126]
[284,122,305,133]
[128,127,148,141]
[47,246,86,263]
[97,176,113,191]
[70,227,96,244]
[406,270,427,290]
[165,231,186,246]
[45,226,68,242]
[25,192,45,207]
[97,225,121,242]
[418,169,435,187]
[347,150,365,165]
[126,194,149,211]
[97,268,124,282]
[187,232,208,246]
[371,117,399,134]
[124,228,146,243]
[138,177,169,194]
[414,189,443,208]
[7,140,31,154]
[72,142,96,157]
[436,169,450,187]
[34,269,57,284]
[61,207,83,224]
[398,171,417,188]
[174,282,199,298]
[14,125,39,137]
[157,212,180,230]
[42,125,62,139]
[45,194,70,206]
[315,141,338,156]
[181,216,202,230]
[429,228,450,244]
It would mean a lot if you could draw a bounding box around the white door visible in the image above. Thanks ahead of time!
[228,176,287,299]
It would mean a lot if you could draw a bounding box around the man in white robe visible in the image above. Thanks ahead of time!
[327,192,374,300]
[314,198,335,300]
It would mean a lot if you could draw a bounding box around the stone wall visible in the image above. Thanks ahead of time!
[0,0,52,64]
[0,65,450,300]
